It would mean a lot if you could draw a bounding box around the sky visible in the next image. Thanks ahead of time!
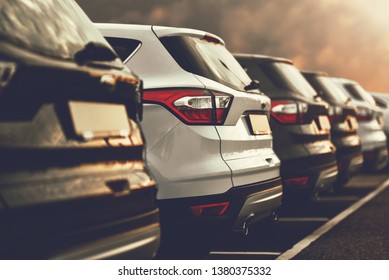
[76,0,389,93]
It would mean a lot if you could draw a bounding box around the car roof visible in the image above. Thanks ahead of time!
[234,53,293,65]
[301,70,329,77]
[96,23,225,45]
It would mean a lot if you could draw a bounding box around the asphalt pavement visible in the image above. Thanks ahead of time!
[293,179,389,259]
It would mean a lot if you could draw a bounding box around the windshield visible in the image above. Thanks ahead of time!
[0,0,119,64]
[317,76,349,104]
[274,62,318,99]
[161,36,254,92]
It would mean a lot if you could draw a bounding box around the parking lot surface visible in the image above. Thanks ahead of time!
[206,173,389,260]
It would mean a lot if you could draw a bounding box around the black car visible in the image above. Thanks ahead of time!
[0,0,159,259]
[302,71,363,188]
[235,54,338,203]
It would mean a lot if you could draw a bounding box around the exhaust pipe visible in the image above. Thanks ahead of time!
[235,213,255,236]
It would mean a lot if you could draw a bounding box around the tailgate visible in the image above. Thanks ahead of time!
[214,90,280,187]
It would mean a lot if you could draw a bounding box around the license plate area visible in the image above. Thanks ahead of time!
[347,117,358,130]
[317,115,331,132]
[68,101,131,140]
[247,114,271,135]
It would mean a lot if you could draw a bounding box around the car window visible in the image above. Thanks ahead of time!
[316,76,349,104]
[161,36,254,92]
[273,62,318,99]
[373,96,388,108]
[105,37,141,62]
[0,0,118,64]
[344,84,376,106]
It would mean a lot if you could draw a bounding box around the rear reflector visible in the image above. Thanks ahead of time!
[337,160,345,171]
[363,151,374,161]
[190,202,230,217]
[284,176,310,187]
[143,89,232,125]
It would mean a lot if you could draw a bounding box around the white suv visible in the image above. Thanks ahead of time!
[332,78,388,171]
[98,24,282,258]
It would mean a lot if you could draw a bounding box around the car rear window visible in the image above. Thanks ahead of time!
[373,96,388,108]
[105,37,141,62]
[0,0,115,62]
[316,76,350,104]
[344,84,376,106]
[160,35,254,92]
[271,62,318,99]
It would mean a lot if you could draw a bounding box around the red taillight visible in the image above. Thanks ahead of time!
[143,89,231,125]
[363,151,374,161]
[284,176,310,187]
[190,202,230,217]
[337,160,345,171]
[328,106,343,122]
[271,100,308,124]
[356,106,373,121]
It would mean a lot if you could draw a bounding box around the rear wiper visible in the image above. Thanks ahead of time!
[75,42,117,64]
[244,80,261,91]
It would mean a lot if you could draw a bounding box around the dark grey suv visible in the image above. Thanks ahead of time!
[302,71,363,188]
[235,54,338,203]
[0,0,159,259]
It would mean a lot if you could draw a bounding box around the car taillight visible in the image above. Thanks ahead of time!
[0,62,16,95]
[271,100,308,124]
[328,106,343,122]
[143,89,232,125]
[356,106,373,121]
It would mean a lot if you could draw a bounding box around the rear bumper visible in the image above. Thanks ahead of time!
[1,208,160,260]
[53,222,160,260]
[158,177,282,233]
[363,146,389,171]
[336,145,363,183]
[281,153,338,197]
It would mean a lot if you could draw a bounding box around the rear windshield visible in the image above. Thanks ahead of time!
[272,62,318,99]
[0,0,118,64]
[373,95,388,108]
[344,84,376,106]
[316,76,350,104]
[161,36,254,92]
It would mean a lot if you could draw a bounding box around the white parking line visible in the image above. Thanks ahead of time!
[278,217,329,222]
[210,251,281,256]
[276,177,389,260]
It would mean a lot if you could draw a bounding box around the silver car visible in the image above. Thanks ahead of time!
[97,24,282,257]
[332,78,388,171]
[370,92,389,141]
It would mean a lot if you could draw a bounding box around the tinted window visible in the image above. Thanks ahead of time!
[345,84,376,106]
[161,36,254,92]
[273,62,318,99]
[316,76,349,104]
[373,96,388,108]
[105,37,141,62]
[0,0,117,63]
